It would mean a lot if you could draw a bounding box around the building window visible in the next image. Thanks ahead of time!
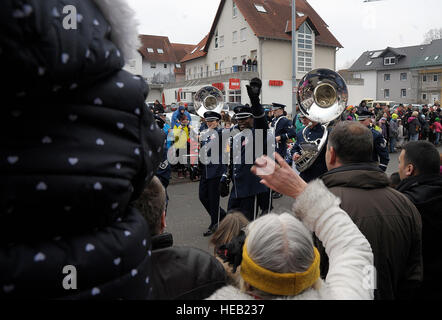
[384,74,390,81]
[229,90,241,103]
[150,62,156,68]
[190,47,198,54]
[147,48,154,53]
[365,61,373,66]
[298,23,313,50]
[129,60,135,68]
[215,62,219,71]
[423,75,427,82]
[400,73,407,81]
[157,49,164,54]
[384,89,390,98]
[164,64,167,69]
[233,2,238,17]
[232,57,238,66]
[298,51,312,73]
[175,63,181,68]
[215,30,219,49]
[384,57,396,65]
[180,92,186,100]
[434,74,438,82]
[401,89,406,98]
[240,28,247,41]
[232,31,238,43]
[423,93,427,100]
[254,4,267,13]
[220,35,224,48]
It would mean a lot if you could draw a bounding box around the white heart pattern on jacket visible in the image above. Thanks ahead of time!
[34,252,46,262]
[113,257,121,266]
[85,244,95,252]
[93,182,102,190]
[116,82,124,88]
[36,182,47,191]
[7,156,19,164]
[68,158,78,166]
[96,138,105,146]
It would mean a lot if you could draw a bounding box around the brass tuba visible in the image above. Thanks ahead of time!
[294,68,348,172]
[194,86,224,118]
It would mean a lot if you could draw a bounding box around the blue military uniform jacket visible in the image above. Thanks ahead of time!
[229,127,273,199]
[370,127,389,171]
[271,115,296,158]
[156,131,171,188]
[199,127,226,180]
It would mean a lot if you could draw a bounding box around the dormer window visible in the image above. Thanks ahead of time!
[190,47,198,54]
[254,4,267,13]
[157,48,164,54]
[147,48,154,53]
[384,57,396,65]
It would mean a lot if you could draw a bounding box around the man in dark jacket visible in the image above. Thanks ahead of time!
[396,141,442,299]
[319,121,423,300]
[0,0,164,299]
[134,177,226,300]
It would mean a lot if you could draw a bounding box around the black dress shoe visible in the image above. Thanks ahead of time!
[203,229,214,237]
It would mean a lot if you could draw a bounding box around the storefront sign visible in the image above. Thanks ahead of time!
[269,80,284,87]
[212,82,224,91]
[229,78,241,90]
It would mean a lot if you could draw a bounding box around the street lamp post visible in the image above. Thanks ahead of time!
[292,0,297,118]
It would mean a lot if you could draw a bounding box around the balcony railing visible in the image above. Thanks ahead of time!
[186,65,258,80]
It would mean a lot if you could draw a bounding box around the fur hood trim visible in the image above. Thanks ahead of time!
[93,0,140,60]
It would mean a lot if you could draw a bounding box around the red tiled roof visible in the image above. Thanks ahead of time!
[171,43,195,61]
[180,35,209,63]
[138,35,178,63]
[234,0,342,47]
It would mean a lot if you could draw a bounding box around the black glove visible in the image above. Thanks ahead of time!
[219,178,230,197]
[246,77,262,101]
[216,230,246,273]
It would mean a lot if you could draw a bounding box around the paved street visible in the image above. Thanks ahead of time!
[165,145,442,254]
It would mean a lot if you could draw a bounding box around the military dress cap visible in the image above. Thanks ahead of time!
[357,110,374,121]
[234,105,253,119]
[203,110,221,122]
[272,103,286,110]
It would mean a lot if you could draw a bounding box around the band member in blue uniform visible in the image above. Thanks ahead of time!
[291,118,329,182]
[357,110,390,171]
[154,114,171,209]
[199,111,227,236]
[219,78,273,221]
[270,103,297,198]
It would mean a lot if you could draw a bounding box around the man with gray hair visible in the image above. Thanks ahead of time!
[319,121,422,300]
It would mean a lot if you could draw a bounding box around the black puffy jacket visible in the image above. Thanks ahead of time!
[0,0,164,299]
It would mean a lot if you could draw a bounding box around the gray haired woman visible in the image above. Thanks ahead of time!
[207,153,374,300]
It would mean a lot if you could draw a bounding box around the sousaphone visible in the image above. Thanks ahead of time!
[294,68,348,172]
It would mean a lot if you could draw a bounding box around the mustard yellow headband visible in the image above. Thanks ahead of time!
[240,241,320,296]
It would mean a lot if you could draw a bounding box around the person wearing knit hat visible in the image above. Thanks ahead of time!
[392,113,398,120]
[208,168,374,300]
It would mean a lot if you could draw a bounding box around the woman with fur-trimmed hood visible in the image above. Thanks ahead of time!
[0,0,164,299]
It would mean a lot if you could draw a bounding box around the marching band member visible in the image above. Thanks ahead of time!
[269,103,296,198]
[219,78,273,221]
[199,111,227,236]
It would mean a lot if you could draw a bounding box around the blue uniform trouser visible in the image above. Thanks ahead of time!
[227,190,272,221]
[199,175,226,228]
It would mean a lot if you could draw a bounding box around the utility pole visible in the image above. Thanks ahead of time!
[292,0,297,117]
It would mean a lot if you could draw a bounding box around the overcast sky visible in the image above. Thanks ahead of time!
[127,0,442,69]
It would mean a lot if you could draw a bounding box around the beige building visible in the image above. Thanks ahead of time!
[163,0,342,115]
